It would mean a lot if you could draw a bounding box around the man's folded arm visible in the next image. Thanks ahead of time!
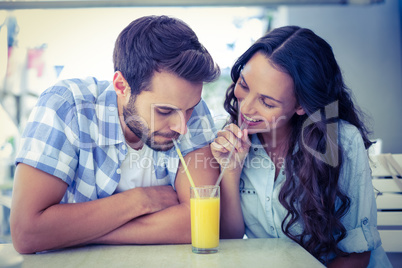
[91,146,220,245]
[10,163,179,254]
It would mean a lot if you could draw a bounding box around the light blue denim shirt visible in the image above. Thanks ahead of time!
[240,121,391,267]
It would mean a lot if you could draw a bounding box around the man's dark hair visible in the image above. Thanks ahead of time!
[113,15,220,95]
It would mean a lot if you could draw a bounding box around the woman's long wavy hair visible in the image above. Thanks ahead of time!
[224,26,373,263]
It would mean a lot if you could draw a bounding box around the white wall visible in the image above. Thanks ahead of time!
[281,0,402,153]
[3,2,401,153]
[1,7,267,127]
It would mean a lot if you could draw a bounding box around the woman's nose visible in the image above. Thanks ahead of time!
[240,95,256,115]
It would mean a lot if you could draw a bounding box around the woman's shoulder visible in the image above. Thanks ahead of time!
[338,120,364,152]
[337,121,372,191]
[337,120,371,169]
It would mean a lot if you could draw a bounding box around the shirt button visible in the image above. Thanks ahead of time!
[254,148,258,151]
[116,168,121,174]
[122,144,127,150]
[362,218,368,225]
[266,196,270,201]
[108,104,117,111]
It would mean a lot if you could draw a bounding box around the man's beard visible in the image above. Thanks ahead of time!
[123,103,180,151]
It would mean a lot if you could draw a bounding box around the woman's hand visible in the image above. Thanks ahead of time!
[210,123,251,176]
[211,123,249,239]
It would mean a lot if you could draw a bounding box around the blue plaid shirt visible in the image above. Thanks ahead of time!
[15,77,217,203]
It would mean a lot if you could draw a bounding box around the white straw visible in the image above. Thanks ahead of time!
[213,121,247,189]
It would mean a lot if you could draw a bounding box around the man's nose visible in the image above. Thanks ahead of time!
[170,111,188,135]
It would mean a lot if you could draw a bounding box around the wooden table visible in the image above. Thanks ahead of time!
[0,238,325,268]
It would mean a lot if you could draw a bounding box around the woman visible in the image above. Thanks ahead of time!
[212,26,391,267]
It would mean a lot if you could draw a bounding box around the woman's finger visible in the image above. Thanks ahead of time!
[213,136,234,152]
[217,126,244,152]
[211,140,228,153]
[224,123,243,139]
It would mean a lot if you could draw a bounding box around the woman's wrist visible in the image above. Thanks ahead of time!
[219,168,242,186]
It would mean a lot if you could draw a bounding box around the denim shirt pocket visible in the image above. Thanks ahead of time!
[240,178,260,226]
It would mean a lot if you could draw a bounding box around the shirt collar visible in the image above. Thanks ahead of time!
[248,133,287,185]
[249,134,269,158]
[249,133,299,157]
[96,82,125,146]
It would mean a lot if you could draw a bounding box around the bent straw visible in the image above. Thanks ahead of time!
[213,121,247,191]
[173,139,199,198]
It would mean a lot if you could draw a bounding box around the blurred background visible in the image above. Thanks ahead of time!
[0,0,401,264]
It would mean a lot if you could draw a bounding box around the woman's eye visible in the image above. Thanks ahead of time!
[238,80,247,89]
[261,99,274,108]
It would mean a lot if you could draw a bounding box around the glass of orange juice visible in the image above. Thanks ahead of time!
[190,185,220,254]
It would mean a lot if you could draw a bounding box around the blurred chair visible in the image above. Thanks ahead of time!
[370,153,402,254]
[0,191,11,243]
[369,138,383,156]
[0,15,8,102]
[0,195,11,210]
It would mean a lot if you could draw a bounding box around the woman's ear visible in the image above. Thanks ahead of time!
[296,105,305,116]
[113,71,131,97]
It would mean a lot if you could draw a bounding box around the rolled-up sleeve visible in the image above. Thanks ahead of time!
[337,126,382,253]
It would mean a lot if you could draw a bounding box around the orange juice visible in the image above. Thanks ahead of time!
[190,196,220,251]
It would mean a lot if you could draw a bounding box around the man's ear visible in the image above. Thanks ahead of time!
[296,105,305,116]
[113,71,131,97]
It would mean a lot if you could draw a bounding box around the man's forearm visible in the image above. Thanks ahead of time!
[12,188,156,253]
[92,203,191,245]
[11,163,179,254]
[93,146,220,245]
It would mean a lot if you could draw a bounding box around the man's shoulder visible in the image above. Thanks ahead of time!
[187,99,216,129]
[192,99,210,114]
[41,77,112,103]
[32,77,118,142]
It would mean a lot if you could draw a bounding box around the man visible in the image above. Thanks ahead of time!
[11,15,220,254]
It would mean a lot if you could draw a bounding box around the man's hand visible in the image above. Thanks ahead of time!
[91,146,220,245]
[136,186,179,214]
